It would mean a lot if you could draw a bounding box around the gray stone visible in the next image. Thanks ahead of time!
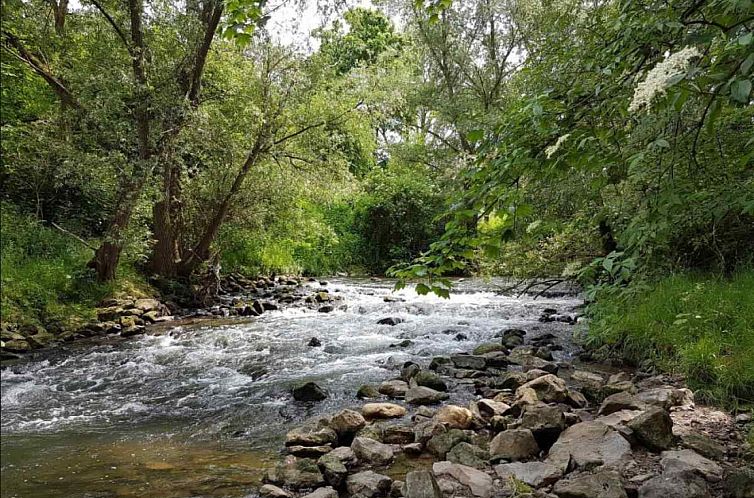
[287,445,332,457]
[627,407,674,451]
[447,442,489,469]
[352,436,395,466]
[347,471,393,498]
[552,470,627,498]
[489,429,540,462]
[546,421,632,472]
[383,425,415,444]
[451,355,487,370]
[286,426,338,447]
[598,391,647,416]
[515,374,569,404]
[301,487,338,498]
[519,403,566,449]
[638,471,710,498]
[330,409,367,437]
[405,386,449,405]
[379,380,409,399]
[432,461,493,498]
[413,371,448,391]
[404,470,442,498]
[357,385,381,399]
[660,449,722,482]
[259,484,292,498]
[680,433,724,461]
[494,461,562,488]
[427,428,468,458]
[263,457,324,489]
[293,382,328,401]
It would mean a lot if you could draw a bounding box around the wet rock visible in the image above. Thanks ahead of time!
[352,437,395,466]
[447,442,489,469]
[414,420,447,445]
[432,461,493,498]
[638,470,710,498]
[318,305,335,313]
[472,343,505,355]
[315,292,332,303]
[121,324,146,337]
[286,426,338,447]
[480,351,509,368]
[627,407,674,451]
[330,409,367,439]
[519,403,566,450]
[680,433,725,461]
[660,449,722,482]
[598,391,647,416]
[454,333,468,341]
[1,339,31,352]
[263,457,325,489]
[451,354,486,370]
[489,429,539,462]
[362,403,407,420]
[552,470,628,498]
[475,399,510,419]
[546,421,632,472]
[356,424,385,442]
[723,466,754,498]
[377,317,404,326]
[490,372,527,390]
[318,454,349,488]
[413,371,448,391]
[429,356,452,370]
[400,362,421,382]
[346,471,392,498]
[292,382,328,402]
[259,484,292,498]
[405,386,449,405]
[389,340,413,348]
[379,380,409,399]
[427,428,468,458]
[500,328,526,349]
[357,385,381,399]
[383,425,415,444]
[404,470,442,498]
[515,374,569,404]
[301,486,338,498]
[308,337,322,347]
[288,445,332,458]
[494,461,562,488]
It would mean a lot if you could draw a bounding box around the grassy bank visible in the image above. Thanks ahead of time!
[1,207,152,330]
[585,270,754,407]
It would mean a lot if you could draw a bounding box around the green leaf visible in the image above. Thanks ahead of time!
[466,129,484,142]
[415,283,430,295]
[731,79,752,103]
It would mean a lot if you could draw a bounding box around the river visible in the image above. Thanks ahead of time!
[0,278,581,498]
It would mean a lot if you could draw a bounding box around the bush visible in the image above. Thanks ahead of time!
[585,270,754,406]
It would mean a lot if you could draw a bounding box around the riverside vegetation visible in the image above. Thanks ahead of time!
[1,0,753,495]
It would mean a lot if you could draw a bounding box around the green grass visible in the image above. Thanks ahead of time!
[586,270,754,407]
[1,205,152,330]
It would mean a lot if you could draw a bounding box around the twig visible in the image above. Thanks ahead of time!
[48,221,97,250]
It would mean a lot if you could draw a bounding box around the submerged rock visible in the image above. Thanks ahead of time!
[292,382,328,402]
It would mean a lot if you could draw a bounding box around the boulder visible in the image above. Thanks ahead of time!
[475,399,510,419]
[680,433,724,461]
[546,421,632,472]
[413,371,448,391]
[362,403,407,419]
[286,426,338,447]
[346,471,393,498]
[357,385,381,399]
[627,407,674,451]
[405,386,449,405]
[490,372,527,390]
[552,470,628,498]
[638,471,710,498]
[451,355,487,370]
[259,484,292,498]
[352,437,395,466]
[400,362,421,382]
[263,457,325,489]
[383,425,415,445]
[415,420,447,445]
[598,391,647,416]
[508,350,558,374]
[660,449,722,482]
[377,317,405,326]
[308,337,322,347]
[515,374,569,404]
[636,387,693,410]
[427,428,468,458]
[293,382,328,402]
[489,429,539,462]
[429,356,452,371]
[472,343,505,355]
[379,380,409,399]
[447,442,489,469]
[404,470,442,498]
[434,405,474,429]
[301,486,338,498]
[330,409,367,438]
[318,450,350,488]
[134,298,160,311]
[519,403,566,449]
[432,461,493,498]
[494,461,562,488]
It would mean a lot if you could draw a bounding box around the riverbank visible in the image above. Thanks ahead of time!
[260,328,754,498]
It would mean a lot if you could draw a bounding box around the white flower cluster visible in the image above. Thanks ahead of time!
[545,133,571,158]
[628,46,701,113]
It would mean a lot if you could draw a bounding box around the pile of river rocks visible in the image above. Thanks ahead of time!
[0,274,336,360]
[260,329,753,498]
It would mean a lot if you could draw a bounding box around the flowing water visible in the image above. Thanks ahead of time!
[0,278,581,498]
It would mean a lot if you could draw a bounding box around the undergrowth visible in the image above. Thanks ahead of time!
[585,270,754,408]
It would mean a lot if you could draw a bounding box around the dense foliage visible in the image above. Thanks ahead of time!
[1,0,751,400]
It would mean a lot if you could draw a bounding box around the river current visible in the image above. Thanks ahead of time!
[0,278,581,497]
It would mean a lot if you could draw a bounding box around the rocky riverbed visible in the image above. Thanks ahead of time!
[1,278,751,498]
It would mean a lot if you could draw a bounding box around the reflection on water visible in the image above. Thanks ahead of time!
[1,278,580,497]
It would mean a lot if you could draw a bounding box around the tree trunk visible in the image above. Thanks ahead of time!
[150,162,182,276]
[88,197,135,282]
